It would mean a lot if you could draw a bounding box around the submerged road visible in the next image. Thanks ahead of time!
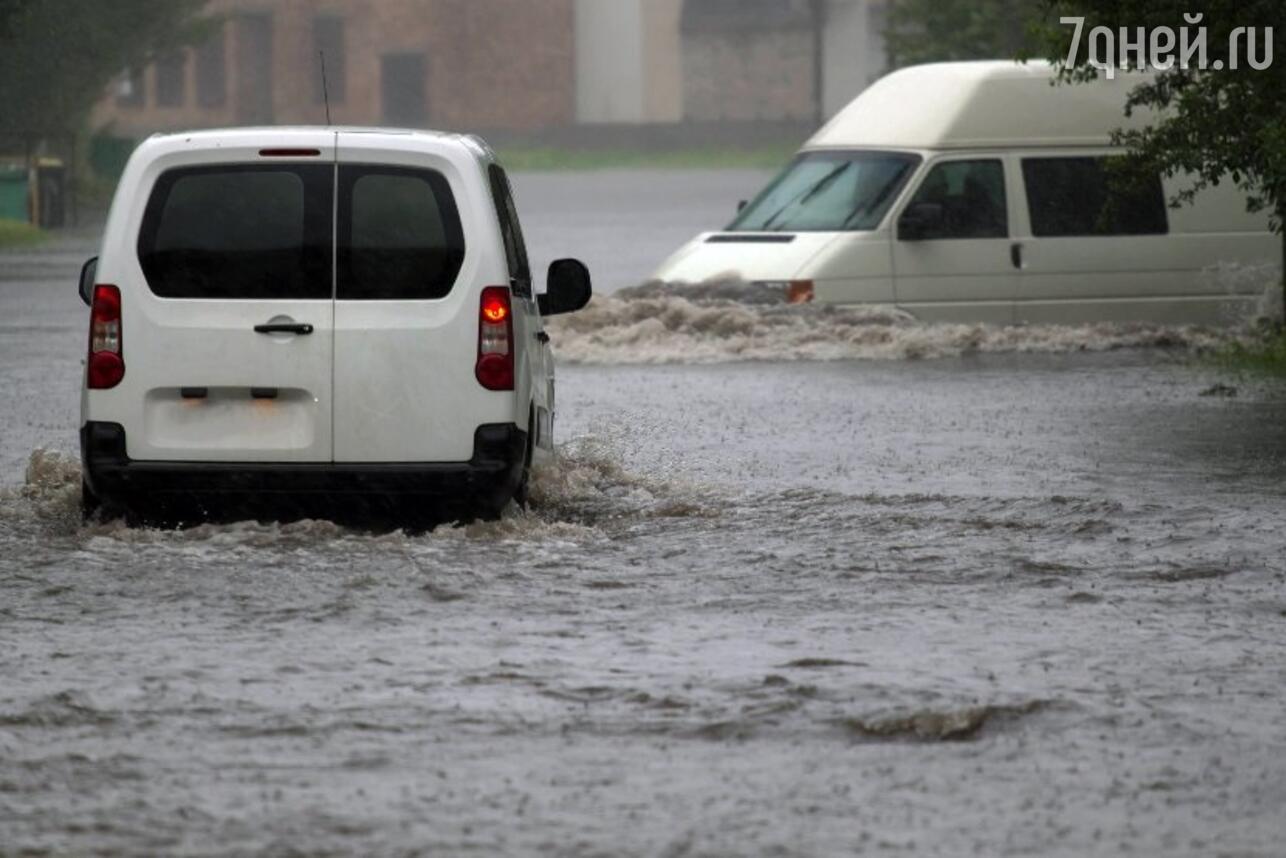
[2,170,1285,856]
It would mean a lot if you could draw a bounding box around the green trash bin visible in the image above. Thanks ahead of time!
[0,165,28,223]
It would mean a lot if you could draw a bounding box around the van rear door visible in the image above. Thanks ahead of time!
[331,134,479,463]
[127,138,336,462]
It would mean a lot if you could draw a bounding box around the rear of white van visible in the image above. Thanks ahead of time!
[80,129,537,523]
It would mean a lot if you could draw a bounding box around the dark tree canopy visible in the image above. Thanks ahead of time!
[885,1,1282,230]
[1045,0,1285,235]
[0,0,208,137]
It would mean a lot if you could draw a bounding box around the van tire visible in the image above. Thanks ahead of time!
[81,480,131,525]
[80,480,99,522]
[513,407,535,510]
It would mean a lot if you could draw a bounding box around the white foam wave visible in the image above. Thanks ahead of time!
[0,448,83,534]
[1,435,711,545]
[547,281,1268,365]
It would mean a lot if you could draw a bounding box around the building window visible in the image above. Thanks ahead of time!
[235,13,275,124]
[156,50,187,108]
[196,27,227,108]
[313,16,346,104]
[381,53,427,127]
[115,66,145,108]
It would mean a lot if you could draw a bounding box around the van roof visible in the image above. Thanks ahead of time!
[805,61,1155,152]
[141,126,494,159]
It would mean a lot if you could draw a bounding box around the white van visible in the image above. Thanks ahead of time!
[77,128,591,525]
[652,61,1281,324]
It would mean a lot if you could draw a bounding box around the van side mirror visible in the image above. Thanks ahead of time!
[538,258,592,317]
[78,257,98,306]
[899,202,944,241]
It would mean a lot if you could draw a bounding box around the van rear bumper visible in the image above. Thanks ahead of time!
[80,421,527,522]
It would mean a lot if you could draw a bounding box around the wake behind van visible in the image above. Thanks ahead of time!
[78,128,591,525]
[652,61,1281,324]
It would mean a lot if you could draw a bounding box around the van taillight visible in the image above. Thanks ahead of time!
[476,286,514,391]
[87,284,124,389]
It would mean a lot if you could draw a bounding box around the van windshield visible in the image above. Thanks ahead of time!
[729,151,920,233]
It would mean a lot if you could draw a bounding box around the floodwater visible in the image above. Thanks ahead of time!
[3,170,1286,856]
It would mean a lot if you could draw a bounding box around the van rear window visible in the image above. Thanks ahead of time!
[138,165,333,299]
[337,166,465,300]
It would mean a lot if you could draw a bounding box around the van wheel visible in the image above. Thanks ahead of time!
[80,480,100,522]
[81,481,130,524]
[514,411,535,510]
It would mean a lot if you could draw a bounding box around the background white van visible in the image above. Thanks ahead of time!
[78,128,590,525]
[651,61,1282,325]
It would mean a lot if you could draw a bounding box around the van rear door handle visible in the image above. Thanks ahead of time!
[254,323,314,335]
[1010,242,1024,270]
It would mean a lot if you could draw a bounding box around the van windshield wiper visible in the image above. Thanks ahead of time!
[758,162,853,231]
[838,163,911,231]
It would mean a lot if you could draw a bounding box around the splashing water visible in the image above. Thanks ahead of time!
[1,433,713,545]
[546,277,1279,365]
[2,448,83,533]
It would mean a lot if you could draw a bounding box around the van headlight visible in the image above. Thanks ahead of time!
[752,280,814,304]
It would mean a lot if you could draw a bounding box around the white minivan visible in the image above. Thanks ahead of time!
[78,128,591,525]
[652,61,1282,324]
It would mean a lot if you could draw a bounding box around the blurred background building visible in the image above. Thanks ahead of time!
[91,0,888,139]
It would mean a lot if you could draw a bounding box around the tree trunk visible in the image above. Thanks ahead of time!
[1279,205,1286,328]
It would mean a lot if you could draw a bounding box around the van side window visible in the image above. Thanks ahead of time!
[899,160,1008,240]
[337,166,465,301]
[1022,157,1168,237]
[138,165,333,300]
[488,164,531,295]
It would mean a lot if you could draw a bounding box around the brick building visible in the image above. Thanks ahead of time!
[91,0,888,139]
[92,0,576,137]
[678,0,888,124]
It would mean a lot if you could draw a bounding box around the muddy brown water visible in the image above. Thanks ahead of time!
[3,170,1286,856]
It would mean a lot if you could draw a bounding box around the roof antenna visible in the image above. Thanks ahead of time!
[319,50,332,126]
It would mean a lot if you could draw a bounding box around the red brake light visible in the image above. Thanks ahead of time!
[482,297,509,323]
[88,352,124,389]
[476,286,514,391]
[87,284,124,389]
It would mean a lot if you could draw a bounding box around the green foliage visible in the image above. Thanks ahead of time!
[884,0,1051,66]
[0,217,45,247]
[0,0,209,137]
[1043,0,1285,313]
[1043,1,1286,232]
[1210,330,1286,377]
